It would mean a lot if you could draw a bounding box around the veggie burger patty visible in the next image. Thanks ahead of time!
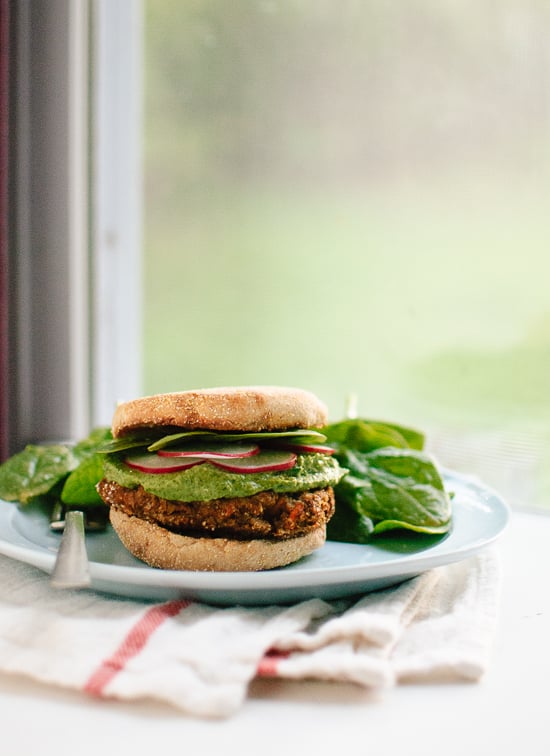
[98,480,335,541]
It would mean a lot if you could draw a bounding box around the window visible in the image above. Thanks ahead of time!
[143,1,550,511]
[5,1,549,515]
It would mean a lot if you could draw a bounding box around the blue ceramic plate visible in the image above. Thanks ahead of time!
[0,469,509,605]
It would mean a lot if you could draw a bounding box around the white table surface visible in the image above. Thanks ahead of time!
[1,509,548,756]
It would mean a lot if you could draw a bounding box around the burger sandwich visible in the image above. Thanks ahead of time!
[97,386,345,571]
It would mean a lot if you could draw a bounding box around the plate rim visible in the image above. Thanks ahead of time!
[0,469,510,599]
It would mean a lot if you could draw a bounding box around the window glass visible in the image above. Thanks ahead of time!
[143,0,550,511]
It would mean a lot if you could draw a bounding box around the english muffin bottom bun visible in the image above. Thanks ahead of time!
[97,386,346,572]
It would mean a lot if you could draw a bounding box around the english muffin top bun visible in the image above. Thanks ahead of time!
[97,386,345,572]
[111,385,329,437]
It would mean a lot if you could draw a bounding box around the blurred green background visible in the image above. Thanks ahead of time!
[143,0,550,509]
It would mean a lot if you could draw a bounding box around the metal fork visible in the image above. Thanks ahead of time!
[49,503,108,589]
[49,501,108,533]
[50,509,92,589]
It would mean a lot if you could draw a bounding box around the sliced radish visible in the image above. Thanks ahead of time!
[124,448,297,475]
[157,441,260,459]
[210,449,297,474]
[270,442,335,455]
[124,452,205,474]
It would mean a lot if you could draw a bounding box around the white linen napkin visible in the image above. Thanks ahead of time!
[0,549,500,718]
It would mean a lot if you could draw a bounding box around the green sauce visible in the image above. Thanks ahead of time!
[103,453,345,502]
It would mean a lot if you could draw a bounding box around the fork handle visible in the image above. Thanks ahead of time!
[50,510,91,589]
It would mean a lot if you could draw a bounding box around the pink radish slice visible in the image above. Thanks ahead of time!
[270,442,335,455]
[158,441,260,459]
[210,450,297,473]
[124,453,205,474]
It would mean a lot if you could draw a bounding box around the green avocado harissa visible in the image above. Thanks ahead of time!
[102,452,344,502]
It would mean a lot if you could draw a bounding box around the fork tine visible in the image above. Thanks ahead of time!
[50,502,108,532]
[50,500,67,531]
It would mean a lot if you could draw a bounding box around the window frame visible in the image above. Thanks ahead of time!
[6,0,143,453]
[0,0,10,460]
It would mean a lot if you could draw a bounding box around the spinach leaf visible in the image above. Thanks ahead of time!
[97,428,328,454]
[147,428,327,452]
[323,418,451,542]
[96,435,155,454]
[73,426,113,458]
[61,454,106,505]
[0,445,78,504]
[323,418,424,454]
[332,447,452,537]
[326,496,374,544]
[0,427,111,507]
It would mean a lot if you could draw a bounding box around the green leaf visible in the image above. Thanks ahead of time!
[147,428,327,452]
[372,519,450,535]
[378,422,425,451]
[326,500,374,543]
[147,431,224,451]
[73,426,112,458]
[0,426,112,507]
[323,418,424,454]
[60,427,112,506]
[96,436,153,454]
[61,454,106,505]
[0,445,78,504]
[334,447,452,536]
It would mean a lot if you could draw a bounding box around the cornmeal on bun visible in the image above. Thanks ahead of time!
[97,386,345,571]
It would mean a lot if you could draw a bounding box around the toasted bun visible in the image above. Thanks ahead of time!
[112,386,328,437]
[109,508,326,571]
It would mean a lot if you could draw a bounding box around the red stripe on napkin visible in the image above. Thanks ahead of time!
[256,648,291,677]
[84,599,190,696]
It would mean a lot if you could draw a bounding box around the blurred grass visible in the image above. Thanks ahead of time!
[144,177,550,424]
[143,178,550,510]
[143,0,550,510]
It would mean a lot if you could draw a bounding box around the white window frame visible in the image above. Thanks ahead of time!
[10,0,142,449]
[91,0,143,428]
